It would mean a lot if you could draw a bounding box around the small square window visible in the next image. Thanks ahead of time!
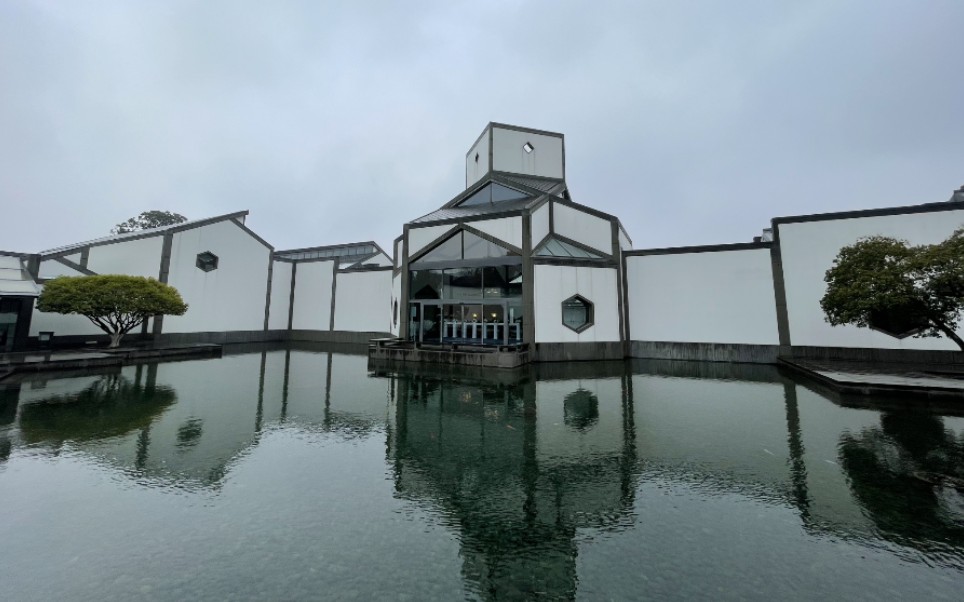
[523,142,534,153]
[196,251,219,272]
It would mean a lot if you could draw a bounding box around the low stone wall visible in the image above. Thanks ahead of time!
[786,345,964,365]
[533,342,624,362]
[288,330,391,345]
[370,344,529,368]
[630,341,782,364]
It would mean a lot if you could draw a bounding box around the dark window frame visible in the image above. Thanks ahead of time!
[561,294,594,333]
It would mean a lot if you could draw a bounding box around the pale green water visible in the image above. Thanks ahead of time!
[1,345,962,601]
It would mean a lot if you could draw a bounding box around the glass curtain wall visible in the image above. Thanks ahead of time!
[408,231,523,346]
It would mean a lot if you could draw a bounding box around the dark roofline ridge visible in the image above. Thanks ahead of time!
[40,210,250,257]
[772,200,964,227]
[275,240,382,255]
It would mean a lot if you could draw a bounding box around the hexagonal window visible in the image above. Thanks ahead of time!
[561,294,593,333]
[196,251,219,272]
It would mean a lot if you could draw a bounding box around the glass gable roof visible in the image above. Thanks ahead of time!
[534,238,603,259]
[458,183,530,207]
[414,230,518,264]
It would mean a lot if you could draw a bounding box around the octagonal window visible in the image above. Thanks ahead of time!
[561,294,593,333]
[196,251,219,272]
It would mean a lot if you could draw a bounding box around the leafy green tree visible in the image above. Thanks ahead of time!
[820,229,964,350]
[37,275,188,348]
[112,210,187,234]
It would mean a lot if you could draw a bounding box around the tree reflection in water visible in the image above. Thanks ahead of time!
[17,366,176,446]
[838,410,964,555]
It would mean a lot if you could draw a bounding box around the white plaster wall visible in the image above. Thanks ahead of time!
[391,272,401,336]
[408,224,456,258]
[531,202,550,246]
[267,261,292,330]
[553,203,612,255]
[333,270,392,333]
[366,252,393,268]
[30,303,103,336]
[469,216,522,250]
[491,127,563,179]
[38,259,86,279]
[534,265,620,343]
[779,209,964,349]
[290,260,333,331]
[163,220,271,333]
[86,236,164,277]
[465,130,490,188]
[626,248,780,345]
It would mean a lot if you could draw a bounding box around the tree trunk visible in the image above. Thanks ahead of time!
[108,333,124,348]
[931,320,964,351]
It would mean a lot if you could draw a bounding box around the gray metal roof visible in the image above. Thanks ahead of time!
[534,237,603,259]
[0,255,41,297]
[40,210,250,256]
[498,174,566,195]
[410,197,535,225]
[274,241,385,262]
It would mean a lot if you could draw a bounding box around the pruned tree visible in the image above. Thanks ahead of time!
[112,210,187,234]
[37,275,188,348]
[820,228,964,350]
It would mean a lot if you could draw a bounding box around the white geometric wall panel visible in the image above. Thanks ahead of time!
[625,248,779,345]
[553,204,611,255]
[779,209,964,349]
[534,265,619,343]
[465,130,490,188]
[86,236,164,278]
[290,261,333,331]
[469,217,523,250]
[267,261,293,330]
[491,128,564,180]
[409,224,456,258]
[531,202,550,246]
[333,270,392,333]
[164,220,271,333]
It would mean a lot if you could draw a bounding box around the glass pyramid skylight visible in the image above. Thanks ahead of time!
[458,183,530,207]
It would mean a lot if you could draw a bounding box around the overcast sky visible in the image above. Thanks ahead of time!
[2,0,962,254]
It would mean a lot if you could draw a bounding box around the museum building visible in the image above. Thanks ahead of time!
[3,123,963,364]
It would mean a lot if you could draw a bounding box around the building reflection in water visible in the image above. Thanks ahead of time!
[382,362,637,600]
[1,347,963,594]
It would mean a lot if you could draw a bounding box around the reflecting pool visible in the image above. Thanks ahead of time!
[1,346,963,601]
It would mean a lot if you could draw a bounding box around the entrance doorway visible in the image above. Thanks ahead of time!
[409,300,522,346]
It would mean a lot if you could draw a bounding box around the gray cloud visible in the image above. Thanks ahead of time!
[2,0,962,254]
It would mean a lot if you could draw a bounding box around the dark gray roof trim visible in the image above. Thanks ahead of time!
[336,265,393,274]
[624,242,772,257]
[488,122,564,139]
[772,200,964,226]
[274,241,388,262]
[533,257,617,268]
[41,210,251,257]
[231,218,274,251]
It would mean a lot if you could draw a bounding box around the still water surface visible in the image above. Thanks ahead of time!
[1,346,963,600]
